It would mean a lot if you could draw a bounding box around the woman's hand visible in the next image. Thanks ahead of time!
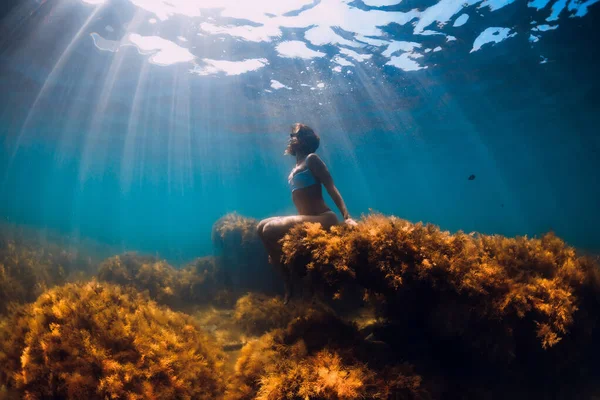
[344,218,358,227]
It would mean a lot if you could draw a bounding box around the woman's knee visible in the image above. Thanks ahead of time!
[262,220,285,243]
[257,220,267,238]
[322,212,339,230]
[257,217,275,239]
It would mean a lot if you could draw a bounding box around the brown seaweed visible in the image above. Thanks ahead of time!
[0,281,226,399]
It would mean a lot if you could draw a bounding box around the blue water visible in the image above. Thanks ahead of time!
[0,0,599,263]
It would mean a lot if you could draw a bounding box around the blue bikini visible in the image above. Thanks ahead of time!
[289,168,318,192]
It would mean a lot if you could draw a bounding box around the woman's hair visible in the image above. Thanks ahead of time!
[292,123,320,154]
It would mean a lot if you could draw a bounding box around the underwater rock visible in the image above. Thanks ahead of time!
[280,213,600,396]
[0,281,226,399]
[212,213,282,295]
[213,212,259,245]
[97,253,229,309]
[3,217,599,398]
[225,308,428,400]
[0,233,91,315]
[178,256,230,305]
[233,292,330,336]
[233,292,293,336]
[97,253,181,306]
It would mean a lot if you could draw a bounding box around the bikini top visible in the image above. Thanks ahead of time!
[288,167,318,192]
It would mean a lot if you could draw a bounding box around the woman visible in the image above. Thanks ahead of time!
[257,123,357,304]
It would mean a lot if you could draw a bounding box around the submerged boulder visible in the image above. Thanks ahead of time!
[281,213,600,397]
[225,308,427,400]
[97,253,231,309]
[0,281,226,399]
[212,213,281,295]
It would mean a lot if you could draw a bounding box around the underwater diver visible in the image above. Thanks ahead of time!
[257,123,357,304]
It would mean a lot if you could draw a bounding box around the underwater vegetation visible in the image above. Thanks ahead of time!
[96,253,231,309]
[233,293,297,336]
[0,228,94,315]
[226,308,427,400]
[97,253,179,305]
[281,213,600,396]
[213,213,259,245]
[0,281,226,400]
[1,213,599,399]
[0,239,65,315]
[233,292,328,336]
[179,256,235,307]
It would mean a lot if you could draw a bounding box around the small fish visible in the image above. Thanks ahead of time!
[468,174,476,181]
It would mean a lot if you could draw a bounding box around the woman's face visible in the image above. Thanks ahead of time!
[286,132,301,155]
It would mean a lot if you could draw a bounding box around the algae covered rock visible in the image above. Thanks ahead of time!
[97,253,235,309]
[282,214,598,350]
[0,225,101,315]
[178,256,233,306]
[0,238,71,314]
[233,293,292,336]
[0,281,226,399]
[233,292,331,336]
[226,308,428,400]
[280,213,600,396]
[97,252,179,304]
[97,253,230,309]
[212,213,281,294]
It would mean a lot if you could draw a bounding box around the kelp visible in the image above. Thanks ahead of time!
[0,281,226,399]
[280,213,600,392]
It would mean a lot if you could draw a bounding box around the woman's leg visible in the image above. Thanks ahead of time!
[257,217,279,242]
[257,216,289,298]
[257,216,283,265]
[262,212,338,303]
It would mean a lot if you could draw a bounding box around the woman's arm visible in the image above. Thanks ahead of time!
[306,154,353,221]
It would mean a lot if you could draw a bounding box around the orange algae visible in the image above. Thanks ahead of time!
[232,292,325,336]
[278,213,600,396]
[97,253,227,309]
[255,349,373,400]
[0,281,226,399]
[0,237,83,315]
[225,308,427,400]
[97,253,180,305]
[212,212,259,244]
[281,214,597,350]
[1,214,599,399]
[0,225,104,315]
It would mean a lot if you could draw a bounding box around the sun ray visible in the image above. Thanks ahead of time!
[77,10,145,185]
[5,3,105,182]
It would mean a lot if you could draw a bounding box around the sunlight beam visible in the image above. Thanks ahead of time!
[7,3,105,174]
